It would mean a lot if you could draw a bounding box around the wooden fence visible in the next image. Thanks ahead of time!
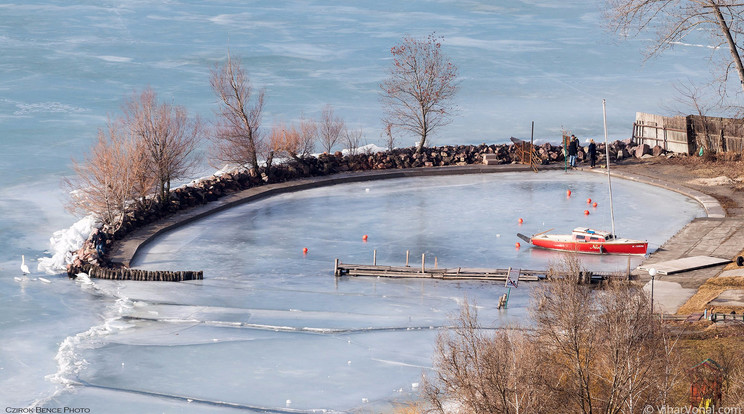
[633,112,744,154]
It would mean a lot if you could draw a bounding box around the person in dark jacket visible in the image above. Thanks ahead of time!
[587,139,597,168]
[568,135,578,167]
[92,229,107,258]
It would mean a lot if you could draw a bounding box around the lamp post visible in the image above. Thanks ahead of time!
[648,268,657,313]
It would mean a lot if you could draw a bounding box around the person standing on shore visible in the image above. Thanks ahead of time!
[568,135,578,168]
[91,229,107,258]
[588,139,597,168]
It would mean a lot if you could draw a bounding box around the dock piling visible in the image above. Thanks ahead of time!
[67,263,203,282]
[626,255,630,279]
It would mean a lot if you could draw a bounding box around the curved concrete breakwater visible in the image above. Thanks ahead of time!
[65,140,723,281]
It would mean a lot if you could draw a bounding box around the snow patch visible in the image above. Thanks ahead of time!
[37,215,100,275]
[687,176,734,186]
[340,143,387,156]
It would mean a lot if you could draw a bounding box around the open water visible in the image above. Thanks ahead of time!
[0,1,715,412]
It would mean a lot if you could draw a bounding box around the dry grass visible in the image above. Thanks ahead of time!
[677,276,744,315]
[675,153,744,181]
[715,194,741,211]
[391,402,425,414]
[626,155,744,193]
[677,325,744,363]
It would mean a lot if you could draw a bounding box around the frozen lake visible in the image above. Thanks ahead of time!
[36,171,704,412]
[0,0,719,411]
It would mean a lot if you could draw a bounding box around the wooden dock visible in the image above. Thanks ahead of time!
[334,261,543,282]
[333,250,620,284]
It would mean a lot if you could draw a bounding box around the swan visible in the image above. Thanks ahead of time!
[20,255,30,275]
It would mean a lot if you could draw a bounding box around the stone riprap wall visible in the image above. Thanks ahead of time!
[68,139,669,279]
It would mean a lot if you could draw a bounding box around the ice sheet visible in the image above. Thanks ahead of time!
[0,0,717,409]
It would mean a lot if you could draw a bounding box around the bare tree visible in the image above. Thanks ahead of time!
[720,347,744,407]
[343,127,364,155]
[593,284,681,413]
[534,254,682,413]
[210,53,266,172]
[380,33,459,153]
[425,299,540,414]
[269,117,316,163]
[532,257,599,414]
[383,122,396,151]
[423,253,716,413]
[297,116,317,157]
[65,121,155,231]
[123,87,201,207]
[605,0,744,96]
[675,81,719,152]
[318,104,344,153]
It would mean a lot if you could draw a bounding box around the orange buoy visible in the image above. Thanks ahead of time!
[518,218,523,224]
[303,247,308,254]
[515,242,521,248]
[362,234,368,241]
[567,189,572,197]
[584,210,590,215]
[592,202,598,208]
[586,198,592,204]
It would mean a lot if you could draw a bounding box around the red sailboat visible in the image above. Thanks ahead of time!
[516,100,648,256]
[518,227,648,255]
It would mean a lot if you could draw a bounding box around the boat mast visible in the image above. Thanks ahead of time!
[602,99,616,237]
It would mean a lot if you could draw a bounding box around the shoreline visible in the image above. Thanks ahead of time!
[86,144,744,316]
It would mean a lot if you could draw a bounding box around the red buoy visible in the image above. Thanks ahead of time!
[515,242,521,248]
[567,189,572,197]
[518,218,523,224]
[584,210,590,215]
[362,234,368,241]
[586,198,592,204]
[302,247,308,254]
[592,202,598,208]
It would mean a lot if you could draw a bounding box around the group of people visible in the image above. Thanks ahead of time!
[567,134,597,168]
